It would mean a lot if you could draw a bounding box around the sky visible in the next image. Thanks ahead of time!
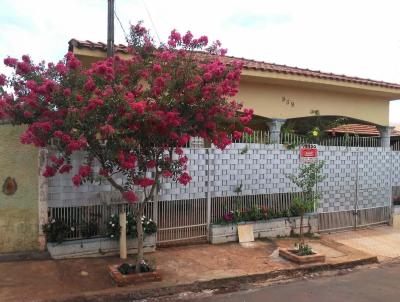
[1,0,400,125]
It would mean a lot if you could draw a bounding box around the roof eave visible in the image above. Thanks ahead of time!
[69,39,400,100]
[241,69,400,100]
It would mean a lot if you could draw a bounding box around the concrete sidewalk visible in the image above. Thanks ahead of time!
[0,237,378,302]
[0,237,376,302]
[325,225,400,261]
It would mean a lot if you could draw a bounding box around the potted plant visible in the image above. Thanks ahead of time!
[279,161,326,264]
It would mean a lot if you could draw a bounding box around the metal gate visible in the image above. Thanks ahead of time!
[318,147,392,232]
[155,193,296,245]
[156,197,208,246]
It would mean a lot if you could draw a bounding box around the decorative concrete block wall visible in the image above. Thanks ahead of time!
[317,147,391,213]
[158,148,209,201]
[47,152,113,207]
[210,144,300,197]
[47,144,395,214]
[392,152,400,186]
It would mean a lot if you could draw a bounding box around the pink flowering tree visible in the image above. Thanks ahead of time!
[0,23,253,271]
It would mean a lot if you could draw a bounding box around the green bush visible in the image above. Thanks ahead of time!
[118,259,154,274]
[107,213,157,239]
[42,218,73,244]
[218,206,294,225]
[266,209,290,220]
[296,243,314,256]
[80,220,99,238]
[246,206,264,221]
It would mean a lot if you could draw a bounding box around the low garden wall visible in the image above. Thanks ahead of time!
[47,234,156,259]
[392,205,400,229]
[209,214,317,244]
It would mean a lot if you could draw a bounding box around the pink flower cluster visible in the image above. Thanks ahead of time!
[0,22,253,201]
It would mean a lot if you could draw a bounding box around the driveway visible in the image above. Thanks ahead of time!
[324,225,400,261]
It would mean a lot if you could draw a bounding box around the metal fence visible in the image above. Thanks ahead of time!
[188,131,383,148]
[210,192,300,223]
[157,197,207,245]
[392,141,400,151]
[318,206,391,232]
[280,132,382,147]
[48,202,153,240]
[48,191,301,243]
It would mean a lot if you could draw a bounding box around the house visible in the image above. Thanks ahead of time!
[2,40,400,254]
[69,39,400,147]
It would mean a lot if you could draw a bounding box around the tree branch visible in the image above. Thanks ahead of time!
[105,174,124,193]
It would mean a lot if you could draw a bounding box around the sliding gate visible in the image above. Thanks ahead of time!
[318,147,391,232]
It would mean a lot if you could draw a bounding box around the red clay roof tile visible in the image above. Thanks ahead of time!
[68,39,400,90]
[327,124,400,136]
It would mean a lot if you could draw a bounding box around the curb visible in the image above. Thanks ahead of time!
[0,251,50,262]
[42,255,378,302]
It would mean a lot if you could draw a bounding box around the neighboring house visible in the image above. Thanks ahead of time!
[327,124,400,137]
[2,40,400,254]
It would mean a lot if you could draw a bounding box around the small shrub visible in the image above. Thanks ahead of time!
[295,243,314,256]
[222,211,235,223]
[247,206,264,221]
[107,214,121,239]
[118,262,135,275]
[242,133,256,143]
[267,209,290,220]
[107,213,157,239]
[118,259,154,275]
[42,218,73,243]
[80,220,99,238]
[142,216,157,234]
[218,206,294,225]
[286,161,325,244]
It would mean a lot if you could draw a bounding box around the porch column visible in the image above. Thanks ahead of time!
[266,119,286,143]
[378,125,394,148]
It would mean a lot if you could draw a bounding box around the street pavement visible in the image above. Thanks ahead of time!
[174,260,400,302]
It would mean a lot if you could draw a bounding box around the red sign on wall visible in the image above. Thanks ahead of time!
[300,144,318,163]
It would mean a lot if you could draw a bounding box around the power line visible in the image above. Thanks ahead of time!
[114,1,128,42]
[141,0,161,44]
[115,10,128,42]
[113,0,161,45]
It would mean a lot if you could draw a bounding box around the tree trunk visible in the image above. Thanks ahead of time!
[135,203,145,273]
[119,211,127,259]
[299,213,304,247]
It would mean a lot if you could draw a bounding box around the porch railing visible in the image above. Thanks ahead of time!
[188,131,383,148]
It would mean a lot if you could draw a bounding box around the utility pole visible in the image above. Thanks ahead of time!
[107,0,115,57]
